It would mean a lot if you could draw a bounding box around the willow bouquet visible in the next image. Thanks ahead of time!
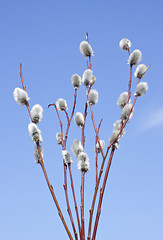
[13,34,150,240]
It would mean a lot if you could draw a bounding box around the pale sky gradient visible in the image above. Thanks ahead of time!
[0,0,163,240]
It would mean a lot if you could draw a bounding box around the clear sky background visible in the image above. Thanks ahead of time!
[0,0,163,239]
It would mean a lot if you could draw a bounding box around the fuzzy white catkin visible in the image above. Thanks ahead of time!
[88,89,98,105]
[56,132,62,144]
[119,38,131,51]
[71,74,81,89]
[62,150,73,164]
[77,152,90,172]
[56,98,68,112]
[117,92,128,109]
[113,120,125,137]
[31,104,43,124]
[95,140,105,153]
[82,69,93,86]
[120,103,134,120]
[80,41,93,57]
[128,49,142,66]
[28,123,42,143]
[135,82,148,96]
[34,146,44,163]
[134,64,146,78]
[74,112,84,128]
[13,87,29,105]
[109,130,120,149]
[71,139,84,157]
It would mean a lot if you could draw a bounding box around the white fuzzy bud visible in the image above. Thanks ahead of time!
[71,140,84,157]
[109,130,120,149]
[31,104,43,124]
[77,152,89,172]
[95,140,105,153]
[134,64,146,78]
[34,146,44,163]
[56,132,63,144]
[62,150,73,164]
[113,120,125,137]
[71,74,81,89]
[56,98,68,112]
[119,38,131,51]
[80,41,93,57]
[28,123,42,143]
[74,112,84,128]
[13,87,29,105]
[88,89,98,105]
[128,49,142,66]
[135,82,148,96]
[90,75,96,86]
[117,92,128,109]
[82,69,94,86]
[120,103,134,120]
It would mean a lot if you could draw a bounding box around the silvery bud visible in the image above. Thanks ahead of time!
[134,64,146,78]
[56,132,63,144]
[82,69,93,86]
[113,120,125,137]
[95,140,105,153]
[31,104,43,124]
[77,152,90,172]
[109,130,120,149]
[56,98,68,112]
[117,92,128,109]
[74,112,84,128]
[80,41,93,57]
[119,38,131,51]
[120,103,134,120]
[71,139,84,157]
[128,49,142,66]
[13,87,29,105]
[88,89,98,105]
[71,74,81,89]
[62,150,73,164]
[34,146,44,163]
[28,122,42,143]
[135,82,148,96]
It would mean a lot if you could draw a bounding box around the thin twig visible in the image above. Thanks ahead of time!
[127,64,132,103]
[81,171,85,240]
[48,104,64,147]
[68,163,82,240]
[91,148,115,240]
[95,119,103,183]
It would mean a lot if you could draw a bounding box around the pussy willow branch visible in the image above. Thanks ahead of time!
[20,64,73,240]
[91,147,115,240]
[81,171,85,240]
[68,163,82,240]
[95,120,103,183]
[48,104,64,147]
[127,64,133,102]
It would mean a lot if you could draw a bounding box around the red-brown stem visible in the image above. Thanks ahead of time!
[95,120,103,183]
[48,104,64,147]
[20,63,26,91]
[81,171,85,240]
[87,96,138,240]
[91,148,115,240]
[64,89,77,148]
[63,163,78,240]
[127,64,132,103]
[68,164,82,240]
[36,144,73,240]
[90,105,105,158]
[82,86,90,148]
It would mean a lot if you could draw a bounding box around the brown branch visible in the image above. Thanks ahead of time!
[68,164,81,240]
[64,89,77,148]
[91,148,115,240]
[36,143,73,240]
[20,63,26,91]
[63,163,78,240]
[81,171,85,240]
[48,104,64,147]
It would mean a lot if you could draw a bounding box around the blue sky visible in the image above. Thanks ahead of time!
[0,0,163,239]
